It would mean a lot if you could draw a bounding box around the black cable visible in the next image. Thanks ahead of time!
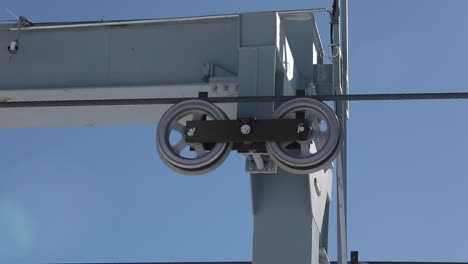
[1,92,468,108]
[330,0,340,43]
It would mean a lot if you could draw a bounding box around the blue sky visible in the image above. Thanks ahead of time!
[1,0,468,263]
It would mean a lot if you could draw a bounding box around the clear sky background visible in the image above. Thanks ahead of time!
[1,0,468,263]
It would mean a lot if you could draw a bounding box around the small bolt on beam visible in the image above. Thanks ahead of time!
[8,41,19,55]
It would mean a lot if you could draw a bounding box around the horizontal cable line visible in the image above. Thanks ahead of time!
[46,261,468,264]
[1,92,468,108]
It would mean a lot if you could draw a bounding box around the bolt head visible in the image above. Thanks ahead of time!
[186,127,196,137]
[8,41,18,55]
[297,123,305,133]
[240,124,251,135]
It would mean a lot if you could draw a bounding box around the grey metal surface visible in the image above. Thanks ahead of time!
[1,17,239,89]
[281,15,322,80]
[235,11,334,264]
[250,171,315,264]
[313,64,334,95]
[2,92,468,108]
[0,12,322,90]
[238,12,315,264]
[0,10,322,128]
[0,83,239,127]
[245,153,278,173]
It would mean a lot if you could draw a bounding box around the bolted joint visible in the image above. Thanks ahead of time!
[186,127,196,137]
[297,123,305,133]
[240,124,252,135]
[8,41,18,55]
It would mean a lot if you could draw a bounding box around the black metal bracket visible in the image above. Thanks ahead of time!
[198,91,209,99]
[351,251,359,264]
[184,118,310,151]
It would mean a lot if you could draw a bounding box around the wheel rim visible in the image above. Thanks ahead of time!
[157,141,232,175]
[156,100,232,173]
[266,98,341,174]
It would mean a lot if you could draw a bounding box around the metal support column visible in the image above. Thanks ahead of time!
[332,1,349,264]
[238,12,333,264]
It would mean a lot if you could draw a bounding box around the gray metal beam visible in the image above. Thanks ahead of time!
[237,12,333,264]
[0,11,319,128]
[1,16,240,89]
[0,84,238,127]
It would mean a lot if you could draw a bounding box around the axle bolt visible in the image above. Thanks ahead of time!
[297,123,305,133]
[186,127,196,137]
[240,124,251,135]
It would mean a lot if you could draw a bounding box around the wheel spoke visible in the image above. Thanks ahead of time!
[173,139,187,154]
[172,122,185,133]
[314,130,329,141]
[299,142,310,156]
[306,111,317,123]
[192,143,206,157]
[192,113,205,121]
[280,140,294,148]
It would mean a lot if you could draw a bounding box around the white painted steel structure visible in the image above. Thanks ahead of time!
[0,3,349,264]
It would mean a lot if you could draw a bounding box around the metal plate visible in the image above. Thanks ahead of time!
[185,118,310,143]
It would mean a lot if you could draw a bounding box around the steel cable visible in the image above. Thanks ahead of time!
[1,92,468,108]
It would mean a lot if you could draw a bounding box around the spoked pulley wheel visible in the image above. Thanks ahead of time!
[265,98,342,174]
[156,99,233,175]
